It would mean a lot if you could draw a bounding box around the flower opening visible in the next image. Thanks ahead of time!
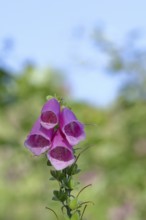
[24,119,53,156]
[40,98,60,129]
[60,107,85,145]
[48,130,75,170]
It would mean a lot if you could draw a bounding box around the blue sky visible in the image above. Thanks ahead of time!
[0,0,146,106]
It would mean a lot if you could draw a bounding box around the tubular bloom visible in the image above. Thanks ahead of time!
[60,107,85,145]
[40,98,60,129]
[24,98,85,170]
[24,118,53,156]
[48,130,75,170]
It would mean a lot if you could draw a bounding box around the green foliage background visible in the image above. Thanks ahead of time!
[1,35,146,220]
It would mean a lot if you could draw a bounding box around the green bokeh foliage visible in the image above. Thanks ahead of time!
[1,46,146,219]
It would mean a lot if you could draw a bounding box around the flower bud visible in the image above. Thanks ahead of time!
[71,212,80,220]
[68,198,78,210]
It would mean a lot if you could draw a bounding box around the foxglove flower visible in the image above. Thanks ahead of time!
[60,107,85,145]
[24,119,53,156]
[47,130,75,170]
[40,98,60,129]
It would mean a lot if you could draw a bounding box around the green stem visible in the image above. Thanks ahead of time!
[63,170,72,218]
[49,155,91,219]
[65,204,72,218]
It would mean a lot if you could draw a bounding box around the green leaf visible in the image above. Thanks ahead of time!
[50,170,65,181]
[46,95,53,100]
[53,190,68,202]
[67,164,81,176]
[47,160,52,166]
[50,170,58,179]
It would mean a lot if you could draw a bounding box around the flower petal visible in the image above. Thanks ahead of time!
[40,98,60,129]
[60,107,85,145]
[48,130,75,170]
[24,118,53,155]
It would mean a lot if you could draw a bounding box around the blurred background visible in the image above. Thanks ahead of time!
[1,1,146,219]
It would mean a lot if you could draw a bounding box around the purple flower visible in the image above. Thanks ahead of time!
[40,98,60,129]
[24,98,86,170]
[60,107,85,145]
[24,119,53,156]
[47,130,75,170]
